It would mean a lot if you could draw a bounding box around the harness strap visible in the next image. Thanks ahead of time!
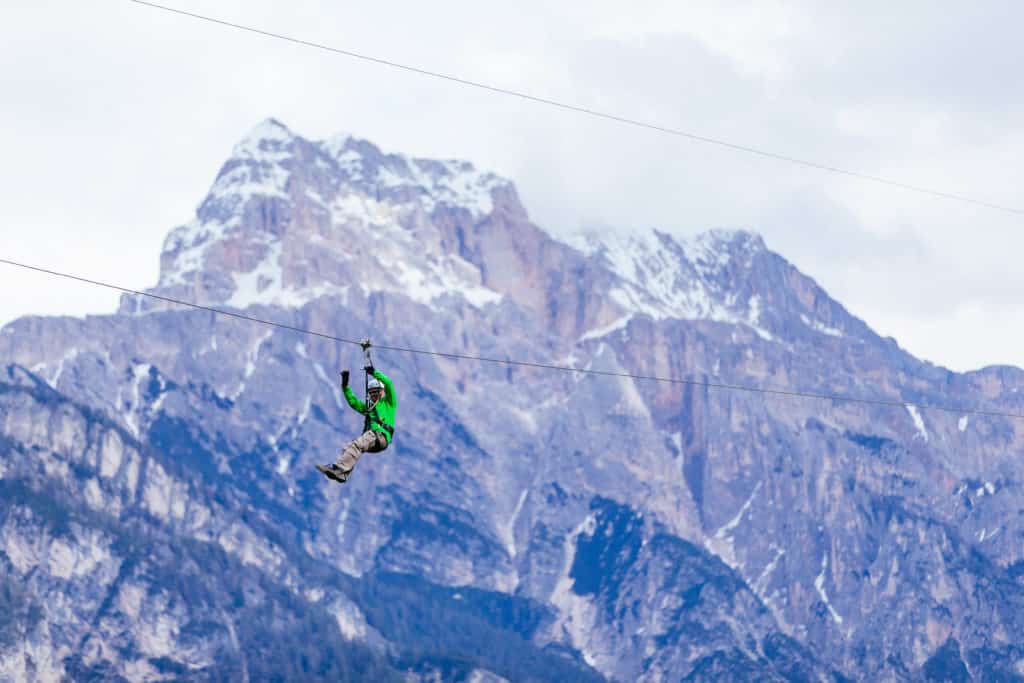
[367,410,395,436]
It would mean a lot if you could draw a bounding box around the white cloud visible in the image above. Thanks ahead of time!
[1,0,1021,371]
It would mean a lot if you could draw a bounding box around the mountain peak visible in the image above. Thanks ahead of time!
[570,226,767,289]
[231,118,297,159]
[565,226,866,346]
[124,121,526,315]
[573,226,764,259]
[129,121,817,348]
[691,227,766,252]
[564,227,772,339]
[321,133,514,218]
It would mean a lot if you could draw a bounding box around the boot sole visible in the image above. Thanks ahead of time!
[315,464,347,483]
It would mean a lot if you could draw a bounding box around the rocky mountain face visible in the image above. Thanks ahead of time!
[3,118,1024,681]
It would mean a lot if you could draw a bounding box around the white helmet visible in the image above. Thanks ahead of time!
[367,377,383,391]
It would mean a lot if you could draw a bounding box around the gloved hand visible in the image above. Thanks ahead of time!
[340,370,350,388]
[364,364,375,374]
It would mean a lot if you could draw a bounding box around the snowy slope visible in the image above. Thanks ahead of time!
[571,228,775,340]
[145,119,510,314]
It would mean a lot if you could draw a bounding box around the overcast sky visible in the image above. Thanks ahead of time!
[2,0,1021,372]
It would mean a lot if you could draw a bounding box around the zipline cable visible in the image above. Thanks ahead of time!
[2,256,1022,421]
[126,0,1023,216]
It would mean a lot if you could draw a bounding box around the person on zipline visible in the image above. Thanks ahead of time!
[317,361,397,484]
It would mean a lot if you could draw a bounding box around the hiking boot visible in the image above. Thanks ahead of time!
[316,463,348,483]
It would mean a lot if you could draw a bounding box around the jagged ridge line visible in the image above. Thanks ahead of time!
[126,0,1024,216]
[2,257,1021,420]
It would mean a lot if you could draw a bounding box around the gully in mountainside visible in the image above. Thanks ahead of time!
[317,340,397,484]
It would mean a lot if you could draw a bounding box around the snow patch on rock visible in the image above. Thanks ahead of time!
[230,330,273,400]
[466,670,511,683]
[391,252,503,310]
[815,553,844,625]
[579,314,633,342]
[754,545,785,598]
[500,489,529,560]
[47,534,110,580]
[225,239,352,310]
[330,597,372,641]
[142,462,174,519]
[906,405,929,442]
[313,361,344,409]
[326,135,511,217]
[574,229,773,339]
[158,216,240,288]
[35,347,80,389]
[217,523,286,572]
[705,482,762,569]
[800,313,843,337]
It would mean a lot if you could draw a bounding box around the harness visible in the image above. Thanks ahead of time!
[364,406,395,437]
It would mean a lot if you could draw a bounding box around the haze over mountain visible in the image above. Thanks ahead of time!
[3,119,1024,681]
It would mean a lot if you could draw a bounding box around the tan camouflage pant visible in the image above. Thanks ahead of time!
[336,430,387,475]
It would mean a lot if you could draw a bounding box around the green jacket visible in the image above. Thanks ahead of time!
[344,369,397,446]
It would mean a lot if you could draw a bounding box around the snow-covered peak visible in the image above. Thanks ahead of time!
[572,228,773,339]
[217,120,514,218]
[321,134,512,217]
[572,227,764,285]
[201,119,299,212]
[321,130,367,158]
[231,118,296,159]
[679,229,765,275]
[140,120,513,315]
[399,157,510,216]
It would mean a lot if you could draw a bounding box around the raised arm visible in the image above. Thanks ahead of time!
[342,385,366,411]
